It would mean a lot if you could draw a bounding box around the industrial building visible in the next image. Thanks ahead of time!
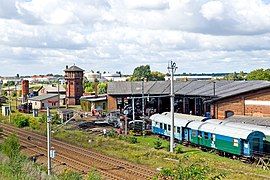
[107,80,270,119]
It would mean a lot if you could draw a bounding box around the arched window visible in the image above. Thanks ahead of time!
[225,111,234,118]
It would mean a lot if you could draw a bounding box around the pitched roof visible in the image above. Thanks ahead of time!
[64,65,84,72]
[107,80,270,98]
[28,94,58,101]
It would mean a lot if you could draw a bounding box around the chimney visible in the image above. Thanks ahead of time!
[66,65,68,69]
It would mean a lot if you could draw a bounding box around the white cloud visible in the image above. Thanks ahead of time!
[0,0,270,76]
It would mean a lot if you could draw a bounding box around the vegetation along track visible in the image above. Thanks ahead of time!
[1,123,156,179]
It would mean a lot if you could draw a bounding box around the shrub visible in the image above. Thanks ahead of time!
[107,129,117,138]
[1,134,20,160]
[39,114,47,123]
[159,167,174,178]
[175,145,184,154]
[87,168,102,180]
[29,117,40,130]
[12,113,29,128]
[128,136,138,144]
[58,169,83,180]
[154,139,162,149]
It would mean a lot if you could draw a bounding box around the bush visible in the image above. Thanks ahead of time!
[128,136,138,144]
[58,169,83,180]
[38,114,47,123]
[175,145,184,154]
[29,117,40,130]
[1,134,20,160]
[87,168,102,180]
[154,139,162,149]
[159,167,174,178]
[107,129,117,138]
[12,114,29,128]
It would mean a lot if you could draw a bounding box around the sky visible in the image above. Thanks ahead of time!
[0,0,270,76]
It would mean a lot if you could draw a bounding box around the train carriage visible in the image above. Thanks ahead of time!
[150,114,266,157]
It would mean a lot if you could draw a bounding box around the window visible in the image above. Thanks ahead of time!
[160,123,163,129]
[168,125,171,131]
[198,131,202,138]
[192,130,197,137]
[204,132,209,139]
[233,139,238,147]
[177,127,180,133]
[164,124,167,130]
[225,111,234,118]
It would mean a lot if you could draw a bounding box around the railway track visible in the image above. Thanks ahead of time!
[1,123,156,180]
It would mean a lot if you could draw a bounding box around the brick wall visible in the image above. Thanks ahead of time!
[107,95,117,111]
[212,88,270,119]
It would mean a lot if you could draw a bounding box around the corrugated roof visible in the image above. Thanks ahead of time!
[28,94,58,101]
[225,115,270,127]
[107,80,270,99]
[64,65,84,72]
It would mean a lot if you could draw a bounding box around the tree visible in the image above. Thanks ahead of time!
[246,68,270,81]
[150,71,165,81]
[131,65,152,81]
[98,82,107,94]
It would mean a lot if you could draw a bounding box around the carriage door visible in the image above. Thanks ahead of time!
[251,138,260,155]
[243,140,250,156]
[184,128,189,141]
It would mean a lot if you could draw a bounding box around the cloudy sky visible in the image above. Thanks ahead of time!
[0,0,270,76]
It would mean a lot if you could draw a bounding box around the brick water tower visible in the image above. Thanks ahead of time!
[64,65,84,105]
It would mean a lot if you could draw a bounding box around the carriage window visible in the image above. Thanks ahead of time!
[164,124,167,130]
[198,131,202,138]
[192,130,197,137]
[168,125,171,131]
[233,139,238,147]
[160,123,163,129]
[177,127,180,133]
[204,132,209,139]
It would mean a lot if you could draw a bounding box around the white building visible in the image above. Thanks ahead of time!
[28,94,59,109]
[165,75,213,81]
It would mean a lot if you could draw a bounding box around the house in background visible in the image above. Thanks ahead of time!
[28,94,59,109]
[80,94,107,113]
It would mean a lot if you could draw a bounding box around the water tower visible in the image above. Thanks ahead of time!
[64,65,84,105]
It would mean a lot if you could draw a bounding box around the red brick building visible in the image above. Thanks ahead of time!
[64,65,84,105]
[211,86,270,119]
[107,81,270,120]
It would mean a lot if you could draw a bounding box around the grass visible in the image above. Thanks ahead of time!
[51,127,270,179]
[1,113,270,179]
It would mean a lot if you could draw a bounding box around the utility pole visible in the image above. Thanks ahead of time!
[168,61,177,153]
[8,83,11,123]
[213,81,216,96]
[57,79,60,110]
[47,107,52,175]
[132,97,135,121]
[141,79,145,118]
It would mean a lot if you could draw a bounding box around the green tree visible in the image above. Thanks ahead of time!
[246,68,270,81]
[150,71,165,81]
[131,65,152,81]
[84,82,94,93]
[98,82,107,94]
